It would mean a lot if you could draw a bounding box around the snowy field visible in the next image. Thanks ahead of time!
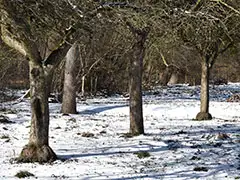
[0,83,239,179]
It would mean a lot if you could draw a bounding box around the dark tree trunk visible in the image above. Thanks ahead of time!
[129,48,144,135]
[18,61,57,163]
[160,67,172,86]
[128,25,149,135]
[196,58,212,120]
[61,43,79,114]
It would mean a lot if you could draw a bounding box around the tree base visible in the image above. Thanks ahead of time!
[17,144,57,163]
[195,112,212,120]
[129,130,144,136]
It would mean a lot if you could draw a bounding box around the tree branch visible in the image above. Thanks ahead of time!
[212,0,240,15]
[43,27,78,67]
[160,52,169,67]
[192,0,204,11]
[1,0,41,64]
[1,26,27,56]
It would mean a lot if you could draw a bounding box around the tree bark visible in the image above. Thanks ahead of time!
[128,25,149,135]
[196,57,212,120]
[129,54,144,135]
[61,43,79,114]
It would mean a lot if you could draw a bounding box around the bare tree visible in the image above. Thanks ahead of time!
[0,0,99,162]
[127,22,149,135]
[173,0,240,120]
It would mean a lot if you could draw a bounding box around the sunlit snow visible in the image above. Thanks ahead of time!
[0,83,239,179]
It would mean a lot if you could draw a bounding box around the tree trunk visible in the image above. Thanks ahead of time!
[129,46,144,135]
[81,75,86,97]
[129,27,149,135]
[160,67,172,86]
[168,72,179,85]
[18,61,57,163]
[94,77,98,95]
[196,58,212,120]
[61,43,79,114]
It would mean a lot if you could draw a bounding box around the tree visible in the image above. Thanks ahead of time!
[0,0,99,162]
[173,0,240,120]
[105,1,174,134]
[127,22,149,135]
[61,43,79,114]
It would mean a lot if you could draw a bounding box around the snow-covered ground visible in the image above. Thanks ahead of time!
[0,83,239,179]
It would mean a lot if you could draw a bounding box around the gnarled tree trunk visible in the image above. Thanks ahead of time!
[18,61,57,163]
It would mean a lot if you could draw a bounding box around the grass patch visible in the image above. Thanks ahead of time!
[81,132,94,137]
[190,156,201,160]
[1,135,9,139]
[15,170,34,178]
[193,166,208,172]
[0,115,14,124]
[68,118,76,123]
[134,151,151,159]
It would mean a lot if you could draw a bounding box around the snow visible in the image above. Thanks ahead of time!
[0,83,240,179]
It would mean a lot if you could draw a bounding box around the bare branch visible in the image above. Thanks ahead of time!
[43,27,78,67]
[212,0,240,15]
[160,52,169,67]
[1,26,27,56]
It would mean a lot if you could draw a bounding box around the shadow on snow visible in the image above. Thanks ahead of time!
[78,104,127,115]
[57,122,240,179]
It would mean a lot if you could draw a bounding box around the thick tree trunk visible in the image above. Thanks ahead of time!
[61,43,79,114]
[196,58,212,120]
[129,27,148,135]
[18,61,57,163]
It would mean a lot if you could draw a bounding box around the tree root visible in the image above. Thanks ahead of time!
[195,112,212,120]
[17,144,57,163]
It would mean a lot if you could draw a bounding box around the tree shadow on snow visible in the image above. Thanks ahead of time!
[57,123,240,179]
[78,104,127,115]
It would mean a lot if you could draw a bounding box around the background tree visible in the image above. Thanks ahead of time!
[61,43,79,114]
[172,0,240,120]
